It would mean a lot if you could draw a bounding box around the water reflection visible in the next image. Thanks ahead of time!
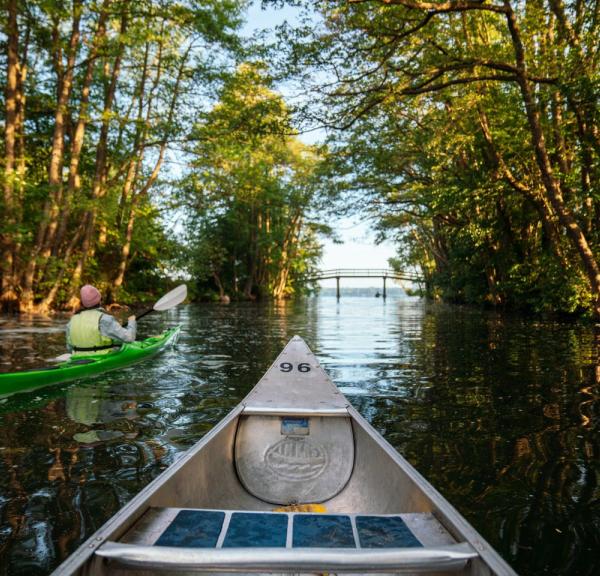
[0,299,598,575]
[0,315,67,375]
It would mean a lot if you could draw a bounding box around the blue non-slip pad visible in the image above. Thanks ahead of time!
[154,511,422,550]
[155,510,225,548]
[223,513,288,548]
[293,514,355,548]
[356,516,422,548]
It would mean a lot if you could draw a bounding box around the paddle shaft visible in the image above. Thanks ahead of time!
[135,307,154,321]
[120,307,152,328]
[123,284,186,325]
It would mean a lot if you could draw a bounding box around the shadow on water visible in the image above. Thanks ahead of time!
[357,307,599,575]
[0,299,598,575]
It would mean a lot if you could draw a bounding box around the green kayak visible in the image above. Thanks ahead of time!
[0,325,181,397]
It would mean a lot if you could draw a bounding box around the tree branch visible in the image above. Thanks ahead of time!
[348,0,508,15]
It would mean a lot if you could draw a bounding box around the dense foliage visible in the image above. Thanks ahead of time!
[0,0,246,312]
[273,0,600,317]
[2,0,599,317]
[183,63,328,300]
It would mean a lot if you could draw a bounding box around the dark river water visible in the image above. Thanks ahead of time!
[0,296,598,576]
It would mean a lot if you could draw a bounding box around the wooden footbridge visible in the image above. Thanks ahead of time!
[303,269,423,299]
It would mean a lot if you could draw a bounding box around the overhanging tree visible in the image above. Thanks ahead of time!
[1,0,246,312]
[273,0,600,316]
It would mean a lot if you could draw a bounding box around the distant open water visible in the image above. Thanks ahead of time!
[0,296,598,575]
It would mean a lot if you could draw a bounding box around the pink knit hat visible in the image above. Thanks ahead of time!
[80,284,101,308]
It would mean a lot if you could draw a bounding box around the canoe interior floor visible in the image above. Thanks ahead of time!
[121,507,458,549]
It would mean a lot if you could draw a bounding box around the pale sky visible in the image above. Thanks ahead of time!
[317,219,397,287]
[243,2,398,286]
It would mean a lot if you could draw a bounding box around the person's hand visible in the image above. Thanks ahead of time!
[128,315,136,323]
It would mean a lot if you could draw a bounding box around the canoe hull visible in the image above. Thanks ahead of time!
[51,335,517,576]
[52,408,514,575]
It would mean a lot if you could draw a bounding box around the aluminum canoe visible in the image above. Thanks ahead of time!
[51,335,518,576]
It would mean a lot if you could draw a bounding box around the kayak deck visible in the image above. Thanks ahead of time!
[0,325,181,396]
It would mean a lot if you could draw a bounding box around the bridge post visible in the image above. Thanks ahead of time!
[383,276,387,299]
[336,277,340,300]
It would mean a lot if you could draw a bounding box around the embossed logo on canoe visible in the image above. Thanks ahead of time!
[265,438,328,480]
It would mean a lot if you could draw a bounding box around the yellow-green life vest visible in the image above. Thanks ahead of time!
[69,309,113,354]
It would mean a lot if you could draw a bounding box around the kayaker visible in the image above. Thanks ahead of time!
[66,285,137,354]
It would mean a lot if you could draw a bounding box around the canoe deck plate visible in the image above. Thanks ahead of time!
[122,508,457,549]
[235,414,355,504]
[242,336,348,414]
[155,510,424,548]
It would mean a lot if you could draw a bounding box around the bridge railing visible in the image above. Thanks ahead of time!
[302,268,423,281]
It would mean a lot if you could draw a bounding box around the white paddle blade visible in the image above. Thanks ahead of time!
[153,284,187,311]
[50,353,72,363]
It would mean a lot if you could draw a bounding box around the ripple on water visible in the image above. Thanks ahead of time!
[0,299,598,576]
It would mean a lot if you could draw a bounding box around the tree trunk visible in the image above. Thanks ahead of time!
[13,21,29,268]
[112,39,160,295]
[21,3,109,311]
[35,219,87,314]
[272,212,302,299]
[213,272,226,299]
[244,206,258,298]
[53,5,109,256]
[477,107,568,268]
[504,1,600,317]
[65,9,127,310]
[116,42,151,227]
[1,0,20,312]
[40,1,82,261]
[112,39,190,298]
